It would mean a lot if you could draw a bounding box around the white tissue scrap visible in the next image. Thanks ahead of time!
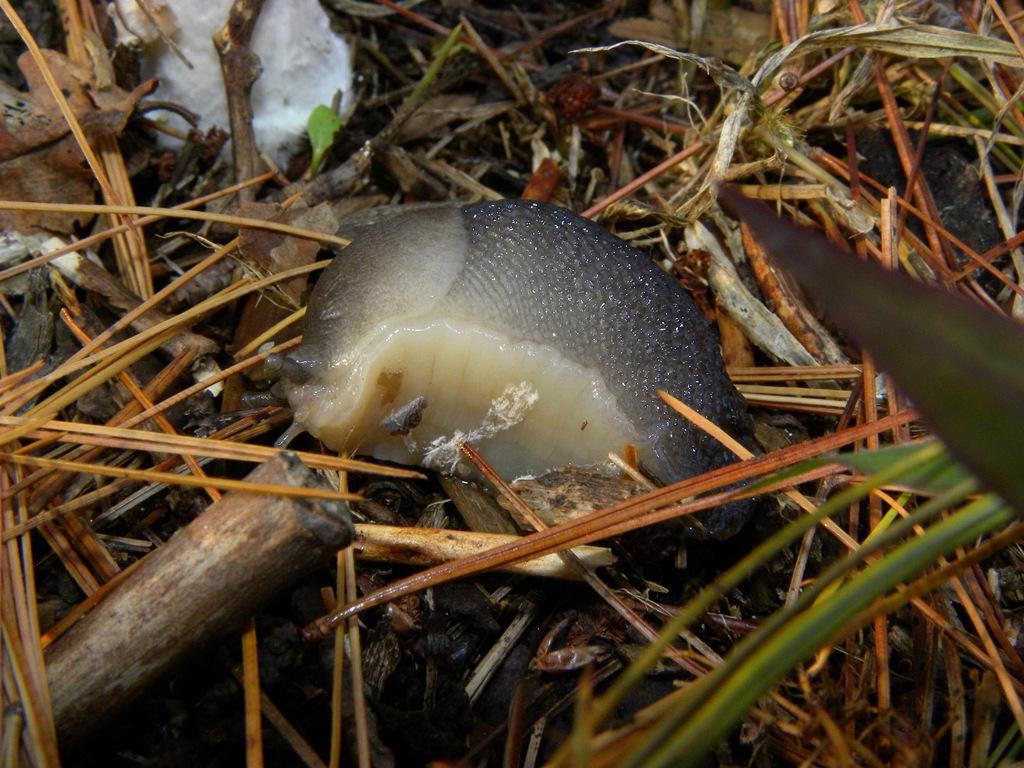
[422,382,539,474]
[117,0,353,165]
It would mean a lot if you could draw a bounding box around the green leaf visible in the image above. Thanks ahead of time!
[719,186,1024,515]
[306,105,343,177]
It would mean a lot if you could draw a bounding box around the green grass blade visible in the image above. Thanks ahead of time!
[546,443,954,768]
[637,493,1013,768]
[831,441,974,494]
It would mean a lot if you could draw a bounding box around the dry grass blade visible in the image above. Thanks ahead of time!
[751,23,1024,86]
[835,24,1024,66]
[735,384,852,414]
[0,417,423,477]
[1,452,362,502]
[0,201,350,247]
[0,170,277,284]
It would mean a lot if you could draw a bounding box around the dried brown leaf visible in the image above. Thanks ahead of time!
[0,50,152,233]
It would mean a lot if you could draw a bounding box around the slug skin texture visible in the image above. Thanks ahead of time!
[283,200,754,539]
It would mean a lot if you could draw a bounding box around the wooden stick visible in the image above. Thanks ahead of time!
[214,0,267,205]
[45,452,353,749]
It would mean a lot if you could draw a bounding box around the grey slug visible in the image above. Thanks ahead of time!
[280,200,753,539]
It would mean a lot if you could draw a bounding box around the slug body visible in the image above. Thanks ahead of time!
[283,200,752,538]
